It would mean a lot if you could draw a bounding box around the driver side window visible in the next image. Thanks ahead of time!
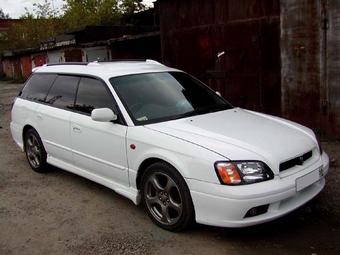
[74,77,116,115]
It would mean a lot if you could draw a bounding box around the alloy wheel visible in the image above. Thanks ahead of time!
[26,134,41,168]
[144,172,183,225]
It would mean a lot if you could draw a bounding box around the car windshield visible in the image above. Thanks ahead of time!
[110,72,233,125]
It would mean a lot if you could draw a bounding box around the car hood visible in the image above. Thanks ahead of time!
[146,108,317,174]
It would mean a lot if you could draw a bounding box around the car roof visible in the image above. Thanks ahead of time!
[33,60,181,80]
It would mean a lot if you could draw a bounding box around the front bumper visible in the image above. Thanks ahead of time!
[187,152,329,228]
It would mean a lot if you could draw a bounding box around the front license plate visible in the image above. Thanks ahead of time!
[296,168,321,192]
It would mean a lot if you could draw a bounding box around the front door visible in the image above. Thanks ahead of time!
[70,77,129,186]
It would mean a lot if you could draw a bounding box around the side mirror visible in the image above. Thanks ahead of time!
[91,108,117,122]
[216,91,222,97]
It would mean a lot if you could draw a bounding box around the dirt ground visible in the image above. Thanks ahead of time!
[0,81,339,255]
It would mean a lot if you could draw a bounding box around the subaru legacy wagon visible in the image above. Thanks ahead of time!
[10,60,329,231]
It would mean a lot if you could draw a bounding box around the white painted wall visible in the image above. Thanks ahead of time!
[83,46,110,62]
[47,50,65,64]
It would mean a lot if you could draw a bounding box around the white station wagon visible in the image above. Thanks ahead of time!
[10,60,329,231]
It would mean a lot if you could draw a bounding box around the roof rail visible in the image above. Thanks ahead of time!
[146,59,163,65]
[43,59,163,67]
[46,62,89,66]
[100,59,147,62]
[96,59,163,65]
[32,67,40,72]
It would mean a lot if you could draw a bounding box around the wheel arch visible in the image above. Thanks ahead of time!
[135,156,188,191]
[132,145,220,192]
[136,157,179,190]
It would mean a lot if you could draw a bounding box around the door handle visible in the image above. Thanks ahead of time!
[72,126,81,133]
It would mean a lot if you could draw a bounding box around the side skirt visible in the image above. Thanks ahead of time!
[47,155,139,205]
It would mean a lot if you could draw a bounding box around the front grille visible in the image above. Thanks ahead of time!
[279,150,313,172]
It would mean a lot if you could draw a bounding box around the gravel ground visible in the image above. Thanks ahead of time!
[0,81,339,255]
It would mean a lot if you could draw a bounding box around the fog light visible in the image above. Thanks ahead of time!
[244,204,269,218]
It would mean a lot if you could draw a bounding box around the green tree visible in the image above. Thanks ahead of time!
[0,9,10,49]
[62,0,145,30]
[3,0,146,50]
[119,0,145,15]
[0,8,10,19]
[6,3,63,50]
[33,0,60,18]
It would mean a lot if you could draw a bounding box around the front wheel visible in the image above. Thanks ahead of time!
[141,162,195,231]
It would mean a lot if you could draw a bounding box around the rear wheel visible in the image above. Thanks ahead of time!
[24,128,48,173]
[141,162,195,231]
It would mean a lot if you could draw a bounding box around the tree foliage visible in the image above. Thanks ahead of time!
[0,8,10,19]
[62,0,145,30]
[0,9,10,47]
[32,0,60,18]
[62,0,121,30]
[3,0,146,50]
[5,1,64,50]
[119,0,145,15]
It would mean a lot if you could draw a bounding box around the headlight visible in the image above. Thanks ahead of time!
[215,161,274,185]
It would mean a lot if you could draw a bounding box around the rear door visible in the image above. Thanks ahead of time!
[70,77,129,186]
[12,74,57,147]
[37,75,79,164]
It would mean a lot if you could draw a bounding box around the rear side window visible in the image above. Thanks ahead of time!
[74,77,115,114]
[45,75,79,110]
[21,74,56,102]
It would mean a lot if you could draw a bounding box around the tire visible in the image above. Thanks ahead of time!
[141,161,195,231]
[24,128,48,173]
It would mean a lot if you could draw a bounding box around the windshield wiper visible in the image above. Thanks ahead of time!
[195,104,230,114]
[168,104,230,121]
[169,109,199,121]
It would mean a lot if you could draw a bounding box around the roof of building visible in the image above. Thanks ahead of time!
[33,60,180,80]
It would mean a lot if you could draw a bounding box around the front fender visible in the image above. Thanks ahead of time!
[126,126,226,189]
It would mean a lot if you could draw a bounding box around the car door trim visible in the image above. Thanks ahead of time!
[45,139,126,171]
[71,148,127,171]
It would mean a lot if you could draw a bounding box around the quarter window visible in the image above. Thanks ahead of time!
[75,77,115,114]
[45,75,79,109]
[21,74,57,102]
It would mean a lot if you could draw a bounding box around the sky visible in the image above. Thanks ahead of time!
[0,0,155,18]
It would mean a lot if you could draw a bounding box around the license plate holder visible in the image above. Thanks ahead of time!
[296,168,321,192]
